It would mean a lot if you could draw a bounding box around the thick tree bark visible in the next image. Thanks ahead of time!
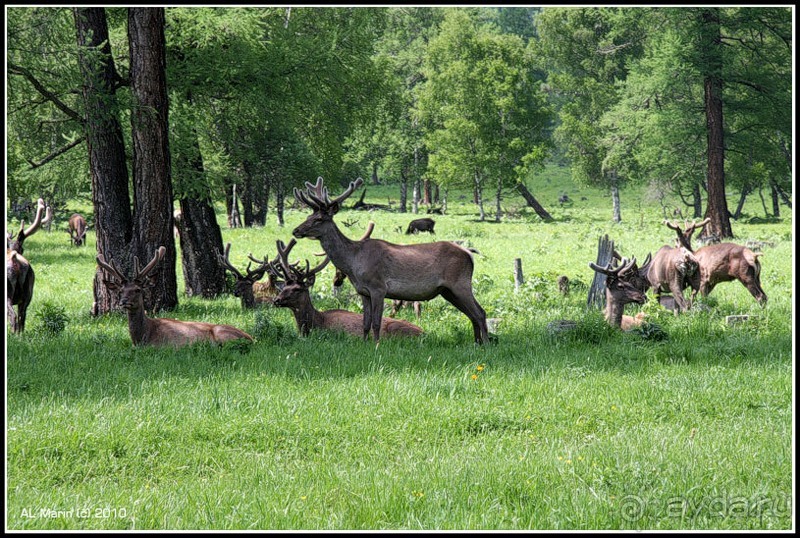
[73,7,133,316]
[515,182,553,222]
[700,8,733,239]
[128,7,178,312]
[178,197,226,298]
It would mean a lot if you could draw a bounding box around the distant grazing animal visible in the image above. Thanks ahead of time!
[270,238,423,338]
[7,198,46,333]
[405,217,435,235]
[557,275,570,296]
[97,246,253,347]
[589,256,647,330]
[68,213,88,246]
[292,177,487,343]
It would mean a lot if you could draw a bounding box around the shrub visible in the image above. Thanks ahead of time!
[35,301,69,335]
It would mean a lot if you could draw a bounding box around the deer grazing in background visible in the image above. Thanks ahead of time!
[677,219,767,305]
[7,198,46,333]
[97,246,253,347]
[589,256,648,330]
[68,213,88,246]
[270,238,423,338]
[217,243,279,309]
[293,177,488,344]
[406,217,435,235]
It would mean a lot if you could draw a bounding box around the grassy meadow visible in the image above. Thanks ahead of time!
[6,166,794,530]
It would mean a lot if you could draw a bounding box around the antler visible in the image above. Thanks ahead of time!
[293,176,364,210]
[133,246,166,282]
[97,253,128,283]
[589,256,637,279]
[217,243,246,280]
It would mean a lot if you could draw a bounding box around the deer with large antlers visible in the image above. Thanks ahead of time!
[217,243,279,309]
[589,256,648,330]
[270,238,423,338]
[292,177,488,344]
[7,198,46,333]
[674,219,767,305]
[97,246,253,347]
[68,213,88,247]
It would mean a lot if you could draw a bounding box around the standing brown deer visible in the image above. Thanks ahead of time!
[292,177,488,344]
[97,246,253,347]
[676,219,767,305]
[589,256,648,330]
[7,198,46,333]
[270,239,423,338]
[637,219,709,313]
[216,242,278,309]
[68,213,88,246]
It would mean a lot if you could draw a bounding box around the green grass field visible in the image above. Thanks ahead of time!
[6,168,794,530]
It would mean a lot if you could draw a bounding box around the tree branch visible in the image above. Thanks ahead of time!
[26,136,85,169]
[8,62,84,123]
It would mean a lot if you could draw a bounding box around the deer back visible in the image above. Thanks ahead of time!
[68,214,88,246]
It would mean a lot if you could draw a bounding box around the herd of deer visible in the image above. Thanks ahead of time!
[7,178,768,349]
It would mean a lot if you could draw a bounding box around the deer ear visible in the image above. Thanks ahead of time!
[328,202,341,216]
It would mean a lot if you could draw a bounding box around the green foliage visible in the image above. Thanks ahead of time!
[34,301,70,335]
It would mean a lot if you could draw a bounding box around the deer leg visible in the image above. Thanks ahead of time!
[8,299,18,333]
[440,288,489,344]
[369,293,387,342]
[361,295,372,341]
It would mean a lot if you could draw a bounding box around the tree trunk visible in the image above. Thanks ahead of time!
[275,182,285,227]
[733,183,751,220]
[399,171,408,213]
[475,171,485,221]
[128,7,177,312]
[610,174,621,223]
[769,180,781,217]
[515,182,553,222]
[372,162,380,185]
[74,7,133,316]
[692,182,703,218]
[241,162,255,227]
[178,197,226,298]
[494,176,502,222]
[412,177,420,214]
[700,8,733,239]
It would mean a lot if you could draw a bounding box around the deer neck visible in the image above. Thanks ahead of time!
[127,303,155,345]
[316,223,358,275]
[604,292,625,328]
[289,292,325,336]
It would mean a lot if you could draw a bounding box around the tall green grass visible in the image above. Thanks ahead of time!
[6,171,793,530]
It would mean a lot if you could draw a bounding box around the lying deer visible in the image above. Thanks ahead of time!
[589,256,648,330]
[68,213,88,246]
[270,238,423,338]
[7,198,46,333]
[678,219,767,305]
[97,246,253,347]
[216,242,278,309]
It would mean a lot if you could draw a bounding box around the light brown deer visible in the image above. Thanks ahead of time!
[97,246,253,347]
[68,213,88,246]
[293,177,487,344]
[636,219,709,313]
[677,219,767,305]
[589,256,648,330]
[216,242,278,309]
[7,198,46,333]
[270,238,423,338]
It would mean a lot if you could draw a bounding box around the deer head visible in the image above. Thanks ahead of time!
[216,242,272,306]
[664,218,711,252]
[97,247,166,312]
[589,256,647,307]
[292,177,364,240]
[270,238,330,308]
